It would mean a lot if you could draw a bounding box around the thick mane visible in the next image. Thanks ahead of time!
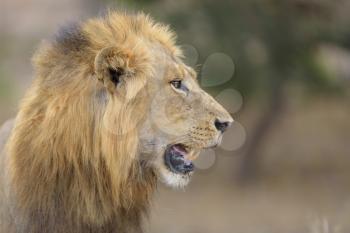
[5,12,179,232]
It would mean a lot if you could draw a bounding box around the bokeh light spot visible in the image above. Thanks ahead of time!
[194,149,216,170]
[220,121,246,151]
[181,44,199,67]
[201,53,235,87]
[215,88,243,114]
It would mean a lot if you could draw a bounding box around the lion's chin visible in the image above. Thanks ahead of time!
[158,167,193,189]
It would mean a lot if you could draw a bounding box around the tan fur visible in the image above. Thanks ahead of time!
[0,11,233,233]
[2,12,170,233]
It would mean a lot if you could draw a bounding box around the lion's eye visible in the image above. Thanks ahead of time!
[170,80,182,89]
[170,79,189,95]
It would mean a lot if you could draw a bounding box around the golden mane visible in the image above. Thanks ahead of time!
[5,12,180,232]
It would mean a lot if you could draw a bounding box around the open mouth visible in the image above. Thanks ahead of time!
[164,144,194,175]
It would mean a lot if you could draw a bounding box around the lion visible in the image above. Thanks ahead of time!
[0,12,233,233]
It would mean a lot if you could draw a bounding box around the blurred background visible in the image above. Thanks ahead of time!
[1,0,350,232]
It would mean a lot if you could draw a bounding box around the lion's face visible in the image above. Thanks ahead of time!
[93,25,232,189]
[137,50,233,188]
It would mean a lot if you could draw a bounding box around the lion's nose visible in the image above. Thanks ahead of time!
[214,119,231,133]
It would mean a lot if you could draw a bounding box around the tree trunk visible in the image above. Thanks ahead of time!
[238,82,287,184]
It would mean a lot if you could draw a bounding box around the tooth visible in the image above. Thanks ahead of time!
[187,150,200,161]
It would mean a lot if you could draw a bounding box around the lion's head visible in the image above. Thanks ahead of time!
[6,12,233,230]
[91,13,233,188]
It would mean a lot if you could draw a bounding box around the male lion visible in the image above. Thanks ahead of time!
[0,12,233,233]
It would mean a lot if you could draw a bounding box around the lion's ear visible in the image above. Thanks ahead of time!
[94,46,135,93]
[94,46,151,99]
